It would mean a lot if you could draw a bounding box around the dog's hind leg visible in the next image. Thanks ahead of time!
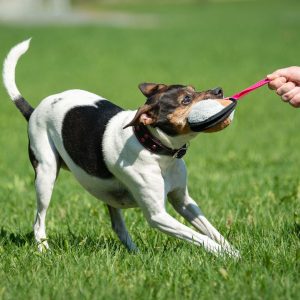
[29,135,60,252]
[169,188,240,258]
[107,205,138,252]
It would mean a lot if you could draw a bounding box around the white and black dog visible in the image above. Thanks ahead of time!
[3,39,239,257]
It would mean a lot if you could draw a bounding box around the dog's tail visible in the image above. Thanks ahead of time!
[3,39,34,121]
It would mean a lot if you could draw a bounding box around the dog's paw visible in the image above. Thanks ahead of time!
[37,239,50,253]
[127,243,139,253]
[227,248,241,260]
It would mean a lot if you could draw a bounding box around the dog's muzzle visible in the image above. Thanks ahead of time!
[187,99,237,132]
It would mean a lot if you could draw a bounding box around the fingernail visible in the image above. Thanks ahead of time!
[282,94,290,102]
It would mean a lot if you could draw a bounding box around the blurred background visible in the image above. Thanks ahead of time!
[1,0,300,174]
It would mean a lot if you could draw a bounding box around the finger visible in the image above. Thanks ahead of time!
[281,87,300,102]
[269,67,294,79]
[267,73,280,80]
[268,77,287,90]
[268,66,300,85]
[267,68,290,80]
[289,93,300,108]
[276,81,296,96]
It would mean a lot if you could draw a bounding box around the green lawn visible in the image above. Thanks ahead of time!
[0,0,299,299]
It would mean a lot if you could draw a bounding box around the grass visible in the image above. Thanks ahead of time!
[0,0,299,299]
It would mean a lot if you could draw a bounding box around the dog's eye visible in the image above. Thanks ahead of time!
[182,95,192,105]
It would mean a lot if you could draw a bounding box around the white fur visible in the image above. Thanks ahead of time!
[3,38,31,101]
[3,40,240,258]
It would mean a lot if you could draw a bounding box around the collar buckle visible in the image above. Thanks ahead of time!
[173,144,188,159]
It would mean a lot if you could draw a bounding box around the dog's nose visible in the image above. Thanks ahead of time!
[211,87,223,96]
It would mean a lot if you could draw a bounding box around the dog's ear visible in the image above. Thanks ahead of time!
[123,103,158,129]
[138,83,166,98]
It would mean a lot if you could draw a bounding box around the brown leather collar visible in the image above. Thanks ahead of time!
[133,124,187,159]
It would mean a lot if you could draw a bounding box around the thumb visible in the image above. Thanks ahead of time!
[267,68,292,81]
[266,73,279,80]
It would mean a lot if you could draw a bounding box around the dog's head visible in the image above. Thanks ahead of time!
[124,83,235,135]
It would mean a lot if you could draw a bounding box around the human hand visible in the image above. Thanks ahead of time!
[267,66,300,107]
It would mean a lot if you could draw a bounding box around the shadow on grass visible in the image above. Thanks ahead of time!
[0,227,34,247]
[0,227,123,254]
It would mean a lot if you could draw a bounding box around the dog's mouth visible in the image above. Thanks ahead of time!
[187,98,237,132]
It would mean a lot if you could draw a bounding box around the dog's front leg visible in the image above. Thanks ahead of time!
[147,210,226,255]
[128,179,225,256]
[107,205,138,252]
[169,188,240,258]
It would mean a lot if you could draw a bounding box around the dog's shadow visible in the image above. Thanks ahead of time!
[0,227,122,253]
[0,227,33,247]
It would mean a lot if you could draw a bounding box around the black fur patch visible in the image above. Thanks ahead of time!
[51,98,63,107]
[28,144,38,179]
[149,86,184,136]
[62,100,123,179]
[15,97,34,121]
